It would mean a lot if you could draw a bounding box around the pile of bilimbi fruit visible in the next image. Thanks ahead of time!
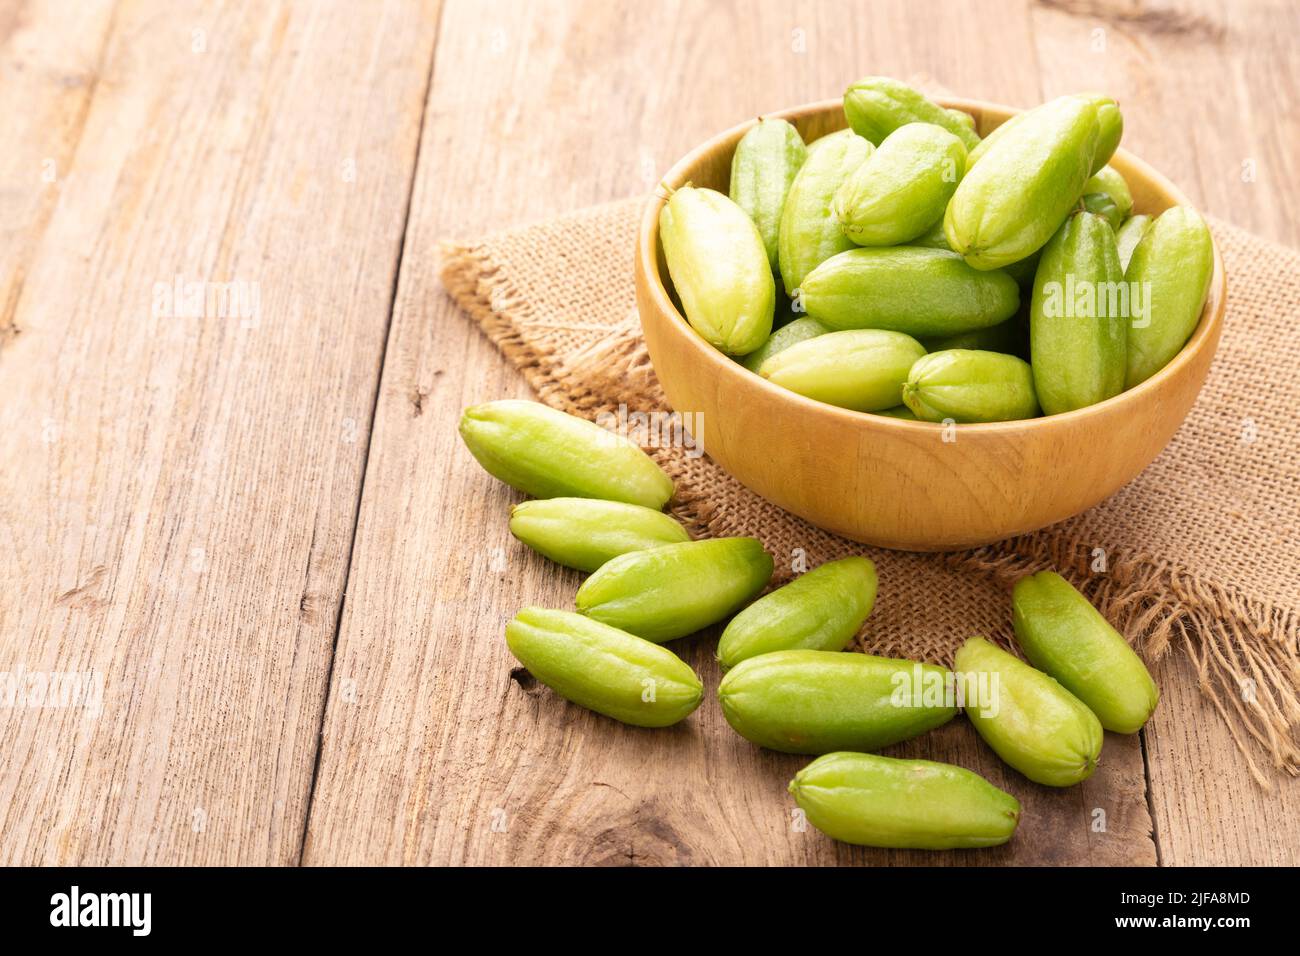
[664,77,1214,420]
[455,78,1175,851]
[459,395,1157,850]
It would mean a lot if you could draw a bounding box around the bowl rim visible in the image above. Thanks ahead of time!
[636,95,1228,435]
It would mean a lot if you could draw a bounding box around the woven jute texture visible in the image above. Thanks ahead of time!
[439,197,1300,784]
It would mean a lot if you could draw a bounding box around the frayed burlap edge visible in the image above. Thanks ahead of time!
[939,542,1300,787]
[439,237,1300,787]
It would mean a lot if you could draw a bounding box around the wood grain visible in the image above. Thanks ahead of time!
[0,0,439,864]
[4,0,1294,867]
[1028,0,1300,866]
[302,0,1156,866]
[0,0,118,350]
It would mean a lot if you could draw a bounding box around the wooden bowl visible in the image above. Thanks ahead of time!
[634,96,1227,551]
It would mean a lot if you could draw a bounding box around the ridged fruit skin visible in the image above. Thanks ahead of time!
[967,93,1119,174]
[902,349,1039,423]
[778,129,875,297]
[1083,165,1133,219]
[1013,571,1159,733]
[843,76,981,150]
[1115,214,1152,272]
[1084,94,1124,173]
[954,636,1104,787]
[509,498,689,573]
[739,316,829,373]
[789,751,1021,849]
[716,557,877,669]
[760,329,926,412]
[801,247,1019,337]
[575,537,773,643]
[659,186,775,355]
[459,400,674,508]
[1123,205,1215,388]
[833,122,968,246]
[505,608,703,727]
[730,118,808,269]
[947,108,977,134]
[1029,210,1127,415]
[719,649,956,753]
[944,94,1102,270]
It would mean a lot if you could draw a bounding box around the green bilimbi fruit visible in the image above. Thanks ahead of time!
[1115,214,1152,272]
[1013,571,1159,734]
[801,247,1019,336]
[920,317,1021,355]
[914,219,1040,289]
[719,650,956,754]
[659,186,775,355]
[874,405,918,420]
[947,108,977,134]
[1030,210,1127,414]
[1083,165,1133,219]
[1124,205,1215,388]
[968,94,1120,173]
[740,316,828,373]
[833,123,968,246]
[1082,193,1122,231]
[509,498,689,573]
[944,94,1101,270]
[778,129,874,297]
[902,349,1039,423]
[716,557,877,669]
[789,752,1021,850]
[954,636,1104,788]
[843,76,981,150]
[966,111,1025,167]
[459,400,673,508]
[760,329,926,412]
[576,537,773,643]
[730,118,808,270]
[1083,94,1124,174]
[505,608,703,727]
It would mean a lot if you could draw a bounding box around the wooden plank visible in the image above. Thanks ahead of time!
[304,0,1155,865]
[0,0,439,864]
[0,0,119,349]
[1029,0,1300,865]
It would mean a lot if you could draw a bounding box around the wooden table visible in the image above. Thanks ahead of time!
[2,0,1296,866]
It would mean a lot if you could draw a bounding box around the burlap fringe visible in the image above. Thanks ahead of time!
[942,540,1300,787]
[438,239,1300,786]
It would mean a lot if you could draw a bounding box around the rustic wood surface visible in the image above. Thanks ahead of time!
[2,0,1296,866]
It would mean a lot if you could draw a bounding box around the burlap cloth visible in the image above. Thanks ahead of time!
[439,198,1300,784]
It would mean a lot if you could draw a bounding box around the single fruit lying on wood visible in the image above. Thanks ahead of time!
[719,649,956,753]
[506,607,703,727]
[954,636,1104,787]
[789,751,1021,849]
[1012,570,1159,733]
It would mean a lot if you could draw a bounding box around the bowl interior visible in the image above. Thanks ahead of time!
[645,96,1226,434]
